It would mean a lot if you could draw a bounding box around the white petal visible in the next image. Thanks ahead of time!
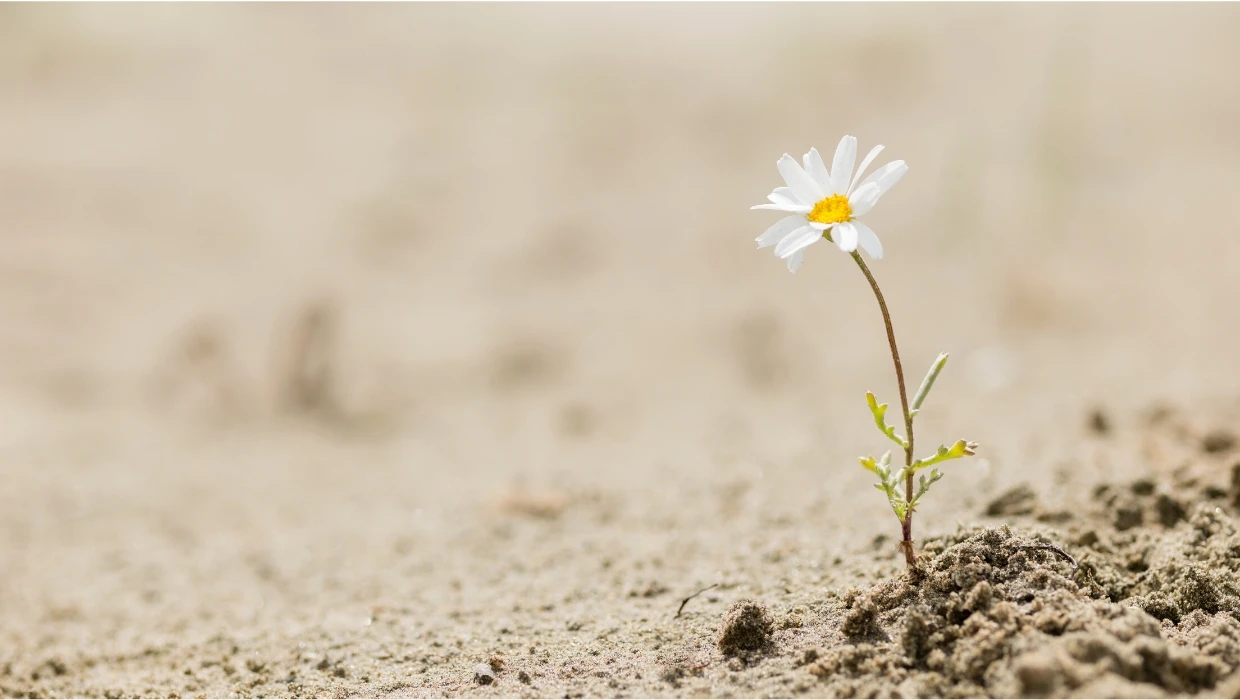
[767,191,803,208]
[808,221,830,231]
[803,148,831,191]
[751,202,811,213]
[771,186,803,204]
[834,221,858,252]
[854,220,883,259]
[855,160,908,199]
[755,215,805,249]
[847,182,881,217]
[830,135,857,195]
[777,154,824,205]
[848,144,884,195]
[774,225,822,259]
[786,249,806,273]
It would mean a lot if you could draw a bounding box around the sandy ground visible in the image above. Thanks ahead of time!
[4,4,1240,698]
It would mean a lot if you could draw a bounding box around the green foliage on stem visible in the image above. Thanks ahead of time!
[859,453,958,523]
[860,450,909,520]
[909,353,950,419]
[866,391,908,449]
[911,439,978,472]
[860,354,977,526]
[911,468,944,508]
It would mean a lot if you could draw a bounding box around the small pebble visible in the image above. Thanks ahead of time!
[1088,408,1110,435]
[473,663,494,685]
[1203,430,1236,454]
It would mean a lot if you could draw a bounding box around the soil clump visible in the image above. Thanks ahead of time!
[806,471,1240,697]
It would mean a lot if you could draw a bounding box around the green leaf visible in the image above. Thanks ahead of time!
[906,468,945,514]
[859,455,879,475]
[910,353,950,417]
[911,440,979,472]
[891,465,909,487]
[866,392,909,449]
[861,451,895,478]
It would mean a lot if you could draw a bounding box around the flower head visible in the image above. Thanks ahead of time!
[752,135,908,272]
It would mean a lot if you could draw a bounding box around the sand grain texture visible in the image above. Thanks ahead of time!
[3,4,1240,698]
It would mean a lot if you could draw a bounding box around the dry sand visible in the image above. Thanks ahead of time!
[3,4,1240,698]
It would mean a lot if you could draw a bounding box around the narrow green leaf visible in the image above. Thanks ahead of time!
[911,353,950,415]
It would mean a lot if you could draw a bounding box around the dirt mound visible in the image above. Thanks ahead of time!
[808,485,1240,698]
[718,599,776,657]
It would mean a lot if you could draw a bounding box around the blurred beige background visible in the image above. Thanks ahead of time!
[2,4,1240,697]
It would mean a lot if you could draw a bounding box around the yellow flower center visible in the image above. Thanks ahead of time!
[808,194,852,226]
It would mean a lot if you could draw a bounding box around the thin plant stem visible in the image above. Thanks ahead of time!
[850,251,917,569]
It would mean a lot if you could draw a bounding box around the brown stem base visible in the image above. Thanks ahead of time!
[899,520,916,568]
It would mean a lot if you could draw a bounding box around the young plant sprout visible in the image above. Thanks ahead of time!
[752,135,978,570]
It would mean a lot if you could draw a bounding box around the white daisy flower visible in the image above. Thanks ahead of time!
[752,135,908,273]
